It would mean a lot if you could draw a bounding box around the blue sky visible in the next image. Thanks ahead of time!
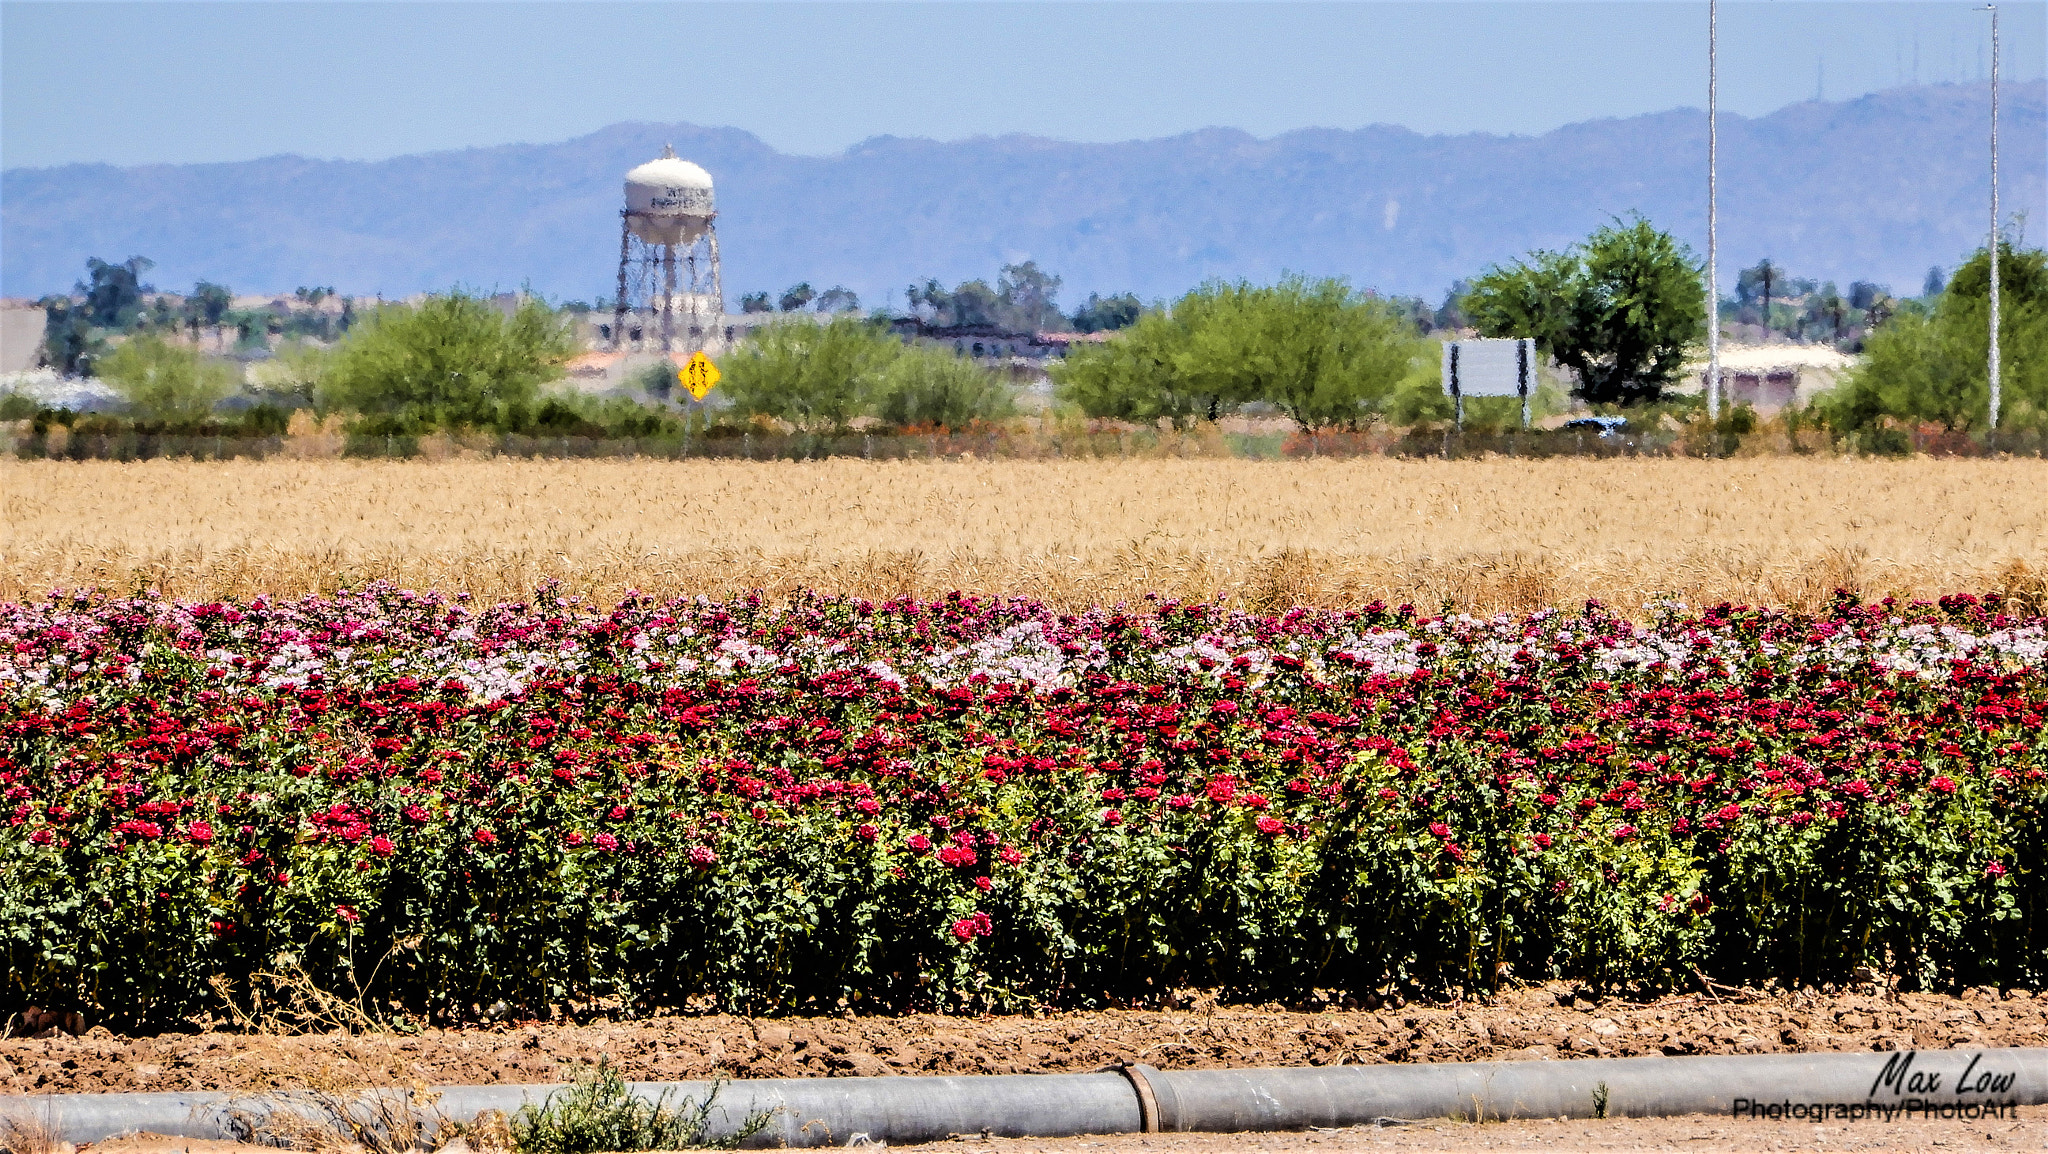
[2,1,2044,169]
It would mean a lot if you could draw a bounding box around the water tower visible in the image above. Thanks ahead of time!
[610,145,723,354]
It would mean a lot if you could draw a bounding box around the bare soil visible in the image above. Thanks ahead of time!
[6,985,2047,1096]
[895,1107,2048,1152]
[69,1112,2048,1154]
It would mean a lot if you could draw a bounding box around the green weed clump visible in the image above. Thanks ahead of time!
[512,1060,766,1154]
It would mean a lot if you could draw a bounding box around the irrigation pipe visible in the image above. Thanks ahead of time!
[5,1048,2044,1148]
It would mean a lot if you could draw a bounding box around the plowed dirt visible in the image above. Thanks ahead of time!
[6,985,2047,1095]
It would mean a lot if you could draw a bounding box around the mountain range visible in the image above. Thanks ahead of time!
[4,81,2042,311]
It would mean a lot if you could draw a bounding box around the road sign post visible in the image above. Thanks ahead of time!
[679,351,721,401]
[1441,338,1537,432]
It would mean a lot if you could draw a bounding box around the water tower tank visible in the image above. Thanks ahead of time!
[623,146,714,245]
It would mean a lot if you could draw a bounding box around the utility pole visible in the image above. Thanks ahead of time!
[1706,0,1721,421]
[1981,5,2001,433]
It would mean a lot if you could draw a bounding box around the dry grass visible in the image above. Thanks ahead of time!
[3,458,2045,613]
[0,1107,68,1154]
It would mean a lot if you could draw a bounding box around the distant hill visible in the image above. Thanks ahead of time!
[3,81,2041,310]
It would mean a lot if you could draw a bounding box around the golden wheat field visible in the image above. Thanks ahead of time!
[2,457,2044,612]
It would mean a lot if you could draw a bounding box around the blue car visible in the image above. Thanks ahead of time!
[1561,416,1628,437]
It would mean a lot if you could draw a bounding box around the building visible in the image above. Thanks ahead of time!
[0,302,48,373]
[888,319,1109,363]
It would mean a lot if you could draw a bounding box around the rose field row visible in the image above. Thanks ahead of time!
[2,586,2045,1028]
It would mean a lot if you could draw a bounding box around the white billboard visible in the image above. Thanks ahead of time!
[1441,338,1537,399]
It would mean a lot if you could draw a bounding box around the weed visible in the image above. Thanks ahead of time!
[0,1108,68,1154]
[511,1060,768,1154]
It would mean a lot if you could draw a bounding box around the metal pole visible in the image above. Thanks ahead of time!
[1706,0,1721,421]
[612,215,632,352]
[1982,4,2001,433]
[660,244,678,355]
[706,223,724,346]
[1519,338,1532,429]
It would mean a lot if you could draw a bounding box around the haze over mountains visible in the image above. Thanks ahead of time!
[3,81,2041,311]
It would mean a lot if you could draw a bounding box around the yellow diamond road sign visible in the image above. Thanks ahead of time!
[679,351,720,400]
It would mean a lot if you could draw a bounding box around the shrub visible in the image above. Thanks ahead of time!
[318,293,575,433]
[1820,242,2047,436]
[719,317,899,433]
[96,336,237,425]
[512,1060,763,1154]
[874,345,1015,430]
[1054,278,1426,432]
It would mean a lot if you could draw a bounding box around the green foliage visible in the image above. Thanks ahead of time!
[246,340,332,406]
[186,282,234,328]
[528,391,688,439]
[719,316,900,433]
[1069,292,1143,333]
[317,293,575,433]
[512,1060,762,1154]
[908,262,1067,331]
[777,283,815,313]
[874,344,1016,430]
[632,359,679,402]
[39,299,104,376]
[78,256,154,330]
[1465,215,1706,405]
[0,390,42,420]
[995,261,1067,332]
[1052,310,1213,429]
[1054,277,1429,432]
[97,335,237,424]
[1820,242,2048,436]
[5,593,2045,1029]
[813,286,861,314]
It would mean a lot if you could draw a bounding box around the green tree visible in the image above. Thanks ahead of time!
[813,286,861,313]
[720,316,899,433]
[1069,292,1143,333]
[1464,215,1706,406]
[1054,276,1427,432]
[874,345,1015,430]
[995,261,1066,332]
[1183,277,1423,432]
[739,291,773,314]
[39,298,104,376]
[1050,309,1212,429]
[97,335,237,424]
[317,292,575,432]
[778,283,816,313]
[1822,241,2048,435]
[78,256,154,329]
[185,282,233,332]
[907,278,1001,327]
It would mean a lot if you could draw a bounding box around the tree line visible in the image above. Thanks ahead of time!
[35,258,355,377]
[14,224,2043,446]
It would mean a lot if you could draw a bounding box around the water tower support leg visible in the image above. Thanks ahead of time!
[613,216,631,352]
[661,246,678,354]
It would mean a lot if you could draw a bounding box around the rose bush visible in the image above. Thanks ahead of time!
[2,586,2044,1028]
